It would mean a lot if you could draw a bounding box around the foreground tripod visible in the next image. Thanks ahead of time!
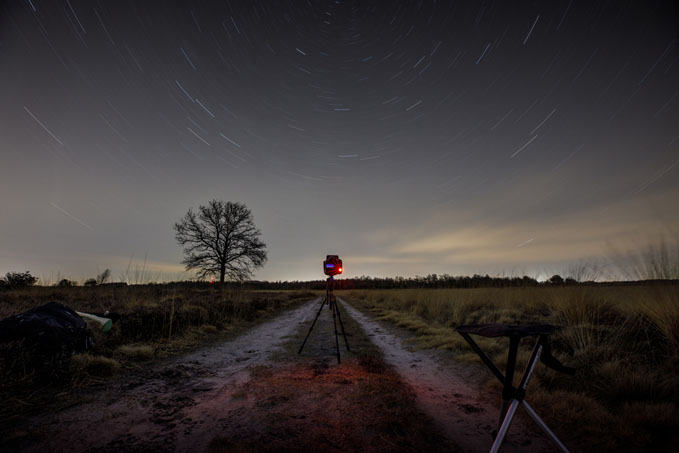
[298,276,350,364]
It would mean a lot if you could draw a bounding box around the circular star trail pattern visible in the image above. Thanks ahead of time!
[1,1,678,281]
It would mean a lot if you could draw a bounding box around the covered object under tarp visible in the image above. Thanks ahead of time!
[0,302,93,357]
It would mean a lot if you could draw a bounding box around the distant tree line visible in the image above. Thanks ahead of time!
[246,274,679,290]
[0,269,115,290]
[247,274,570,290]
[1,270,676,292]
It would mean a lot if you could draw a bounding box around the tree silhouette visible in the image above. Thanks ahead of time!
[1,271,37,288]
[57,278,75,287]
[174,200,267,283]
[549,274,564,285]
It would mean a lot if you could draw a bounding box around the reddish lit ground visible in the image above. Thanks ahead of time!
[1,298,556,452]
[206,359,451,452]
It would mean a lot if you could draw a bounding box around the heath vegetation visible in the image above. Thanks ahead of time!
[342,283,679,450]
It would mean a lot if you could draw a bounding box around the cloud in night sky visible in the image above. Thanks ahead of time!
[0,0,677,282]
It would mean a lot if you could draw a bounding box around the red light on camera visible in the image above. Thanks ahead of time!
[323,255,343,276]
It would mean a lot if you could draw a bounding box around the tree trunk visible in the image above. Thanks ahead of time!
[220,263,226,284]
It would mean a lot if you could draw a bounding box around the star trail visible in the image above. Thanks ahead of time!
[0,0,677,282]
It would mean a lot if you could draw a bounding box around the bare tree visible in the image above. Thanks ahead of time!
[174,200,267,283]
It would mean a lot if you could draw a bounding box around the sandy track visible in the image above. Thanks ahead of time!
[11,297,559,452]
[340,298,556,453]
[18,298,323,453]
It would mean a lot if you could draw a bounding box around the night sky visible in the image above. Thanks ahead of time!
[1,1,677,282]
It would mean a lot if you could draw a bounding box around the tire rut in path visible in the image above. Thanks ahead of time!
[340,298,557,453]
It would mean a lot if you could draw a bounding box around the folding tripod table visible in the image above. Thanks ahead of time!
[456,324,575,453]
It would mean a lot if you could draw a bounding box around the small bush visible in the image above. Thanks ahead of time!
[96,269,111,285]
[56,279,76,287]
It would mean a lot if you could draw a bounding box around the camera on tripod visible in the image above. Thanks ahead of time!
[323,255,343,276]
[299,254,350,363]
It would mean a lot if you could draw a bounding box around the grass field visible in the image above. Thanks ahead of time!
[341,285,679,451]
[0,285,315,423]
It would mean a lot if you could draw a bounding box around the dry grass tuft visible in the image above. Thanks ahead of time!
[70,353,120,377]
[115,344,154,360]
[200,324,218,334]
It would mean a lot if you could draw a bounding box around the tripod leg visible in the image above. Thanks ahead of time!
[334,299,351,351]
[498,400,510,434]
[522,401,569,453]
[327,277,332,310]
[331,296,341,364]
[498,337,520,431]
[298,298,326,354]
[490,399,520,453]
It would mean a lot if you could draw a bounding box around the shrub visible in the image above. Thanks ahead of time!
[2,271,37,288]
[57,279,76,287]
[549,274,564,285]
[96,269,111,285]
[83,278,97,287]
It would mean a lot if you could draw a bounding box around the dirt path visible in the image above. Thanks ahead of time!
[6,297,559,452]
[10,298,324,452]
[340,298,556,453]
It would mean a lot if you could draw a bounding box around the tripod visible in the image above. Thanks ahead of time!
[298,276,350,364]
